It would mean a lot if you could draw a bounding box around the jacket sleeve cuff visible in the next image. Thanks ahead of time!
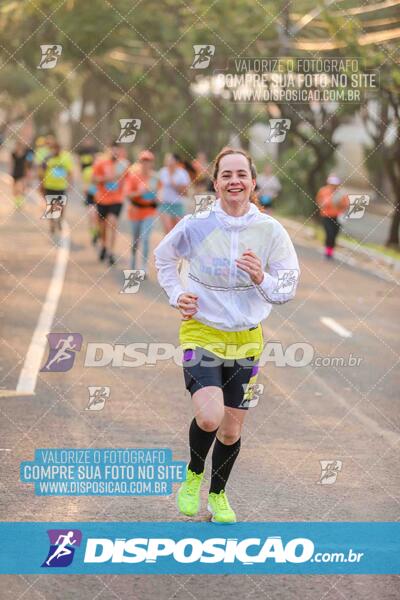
[169,285,186,308]
[255,271,298,304]
[258,272,276,297]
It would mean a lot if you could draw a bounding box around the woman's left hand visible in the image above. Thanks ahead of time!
[235,249,264,285]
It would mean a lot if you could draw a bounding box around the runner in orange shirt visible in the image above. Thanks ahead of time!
[316,175,349,259]
[125,150,159,275]
[93,142,130,265]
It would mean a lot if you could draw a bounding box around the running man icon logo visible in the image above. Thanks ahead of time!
[266,119,291,143]
[120,270,146,293]
[86,386,110,411]
[273,269,299,294]
[37,45,62,69]
[345,194,370,219]
[317,460,343,485]
[191,45,215,69]
[192,194,216,219]
[240,383,264,408]
[40,333,83,372]
[42,194,67,220]
[116,119,142,143]
[42,529,82,567]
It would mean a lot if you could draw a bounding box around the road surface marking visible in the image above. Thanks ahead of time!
[320,317,352,338]
[310,370,400,449]
[0,390,34,398]
[15,222,71,395]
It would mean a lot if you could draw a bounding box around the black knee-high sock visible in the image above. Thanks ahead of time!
[188,418,218,474]
[210,437,241,494]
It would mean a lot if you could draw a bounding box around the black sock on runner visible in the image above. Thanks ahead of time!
[188,418,218,475]
[209,437,241,494]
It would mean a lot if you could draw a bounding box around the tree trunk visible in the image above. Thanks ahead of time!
[387,200,400,247]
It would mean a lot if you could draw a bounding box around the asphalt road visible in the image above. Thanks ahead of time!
[1,185,399,599]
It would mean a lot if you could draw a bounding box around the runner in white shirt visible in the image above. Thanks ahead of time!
[158,153,191,234]
[154,147,300,523]
[257,163,281,212]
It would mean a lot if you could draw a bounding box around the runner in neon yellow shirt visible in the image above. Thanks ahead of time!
[40,140,74,237]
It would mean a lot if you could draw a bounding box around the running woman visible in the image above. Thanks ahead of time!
[256,163,281,213]
[154,147,300,523]
[125,150,159,274]
[93,142,130,265]
[158,153,191,234]
[316,175,349,259]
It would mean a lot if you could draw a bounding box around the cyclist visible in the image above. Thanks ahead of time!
[154,147,299,523]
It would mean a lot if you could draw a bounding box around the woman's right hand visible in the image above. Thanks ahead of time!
[177,293,199,320]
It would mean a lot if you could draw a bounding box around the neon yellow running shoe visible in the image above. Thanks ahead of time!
[207,490,236,523]
[177,468,204,516]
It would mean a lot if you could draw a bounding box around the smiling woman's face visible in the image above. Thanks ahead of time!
[214,153,255,207]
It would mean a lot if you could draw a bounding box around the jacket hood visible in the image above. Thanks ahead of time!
[214,198,260,231]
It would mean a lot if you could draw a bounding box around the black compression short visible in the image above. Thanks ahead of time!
[97,203,123,219]
[182,347,260,410]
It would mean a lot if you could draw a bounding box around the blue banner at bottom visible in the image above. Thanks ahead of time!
[0,522,398,574]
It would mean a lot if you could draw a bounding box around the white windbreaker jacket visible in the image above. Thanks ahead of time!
[154,199,300,331]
